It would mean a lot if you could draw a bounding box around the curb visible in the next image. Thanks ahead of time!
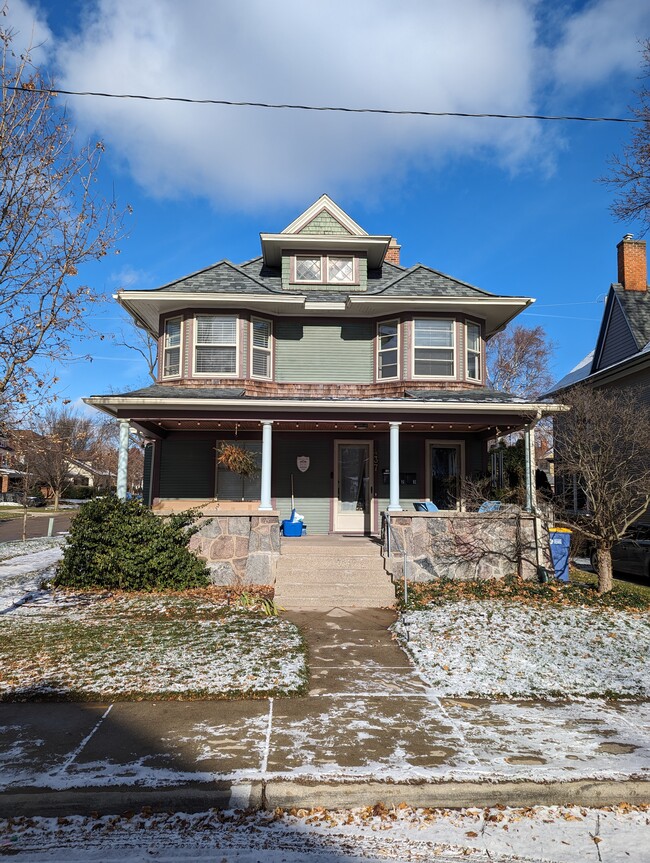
[2,779,648,818]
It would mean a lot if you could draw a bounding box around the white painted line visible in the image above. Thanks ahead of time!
[227,782,253,810]
[58,704,114,773]
[260,697,273,774]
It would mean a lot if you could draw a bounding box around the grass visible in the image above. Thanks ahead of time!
[0,588,308,702]
[398,569,650,613]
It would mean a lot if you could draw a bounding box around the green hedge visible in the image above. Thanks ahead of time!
[55,496,210,591]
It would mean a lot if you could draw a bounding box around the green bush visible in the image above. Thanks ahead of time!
[55,496,210,591]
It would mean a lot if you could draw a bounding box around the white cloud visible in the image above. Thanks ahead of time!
[7,0,649,209]
[50,0,545,208]
[2,0,52,62]
[550,0,650,91]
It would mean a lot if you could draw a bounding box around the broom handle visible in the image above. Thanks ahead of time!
[291,473,295,509]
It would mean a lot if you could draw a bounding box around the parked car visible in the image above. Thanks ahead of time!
[590,525,650,579]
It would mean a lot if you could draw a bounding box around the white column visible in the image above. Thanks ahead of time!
[387,421,402,512]
[259,420,273,511]
[524,423,538,513]
[117,419,130,500]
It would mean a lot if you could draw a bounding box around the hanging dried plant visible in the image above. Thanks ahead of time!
[216,442,260,478]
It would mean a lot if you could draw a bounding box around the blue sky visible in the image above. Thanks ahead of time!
[6,0,650,409]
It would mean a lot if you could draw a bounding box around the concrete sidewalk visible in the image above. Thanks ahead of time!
[1,608,649,815]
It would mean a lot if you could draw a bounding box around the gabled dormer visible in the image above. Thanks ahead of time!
[260,194,396,292]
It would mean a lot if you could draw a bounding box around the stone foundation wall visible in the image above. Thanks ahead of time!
[384,511,552,582]
[188,514,280,586]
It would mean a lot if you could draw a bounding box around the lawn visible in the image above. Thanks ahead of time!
[394,575,650,698]
[0,590,307,701]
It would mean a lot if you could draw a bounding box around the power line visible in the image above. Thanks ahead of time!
[7,84,641,123]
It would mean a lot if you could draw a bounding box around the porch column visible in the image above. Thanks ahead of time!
[524,422,538,513]
[259,420,273,511]
[116,419,130,500]
[387,421,402,512]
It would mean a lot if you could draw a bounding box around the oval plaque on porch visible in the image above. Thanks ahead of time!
[296,456,310,473]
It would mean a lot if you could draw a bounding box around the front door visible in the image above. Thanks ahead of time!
[334,441,373,533]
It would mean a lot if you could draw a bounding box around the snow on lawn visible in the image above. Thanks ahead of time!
[394,601,650,698]
[0,539,64,612]
[1,805,649,862]
[0,592,307,699]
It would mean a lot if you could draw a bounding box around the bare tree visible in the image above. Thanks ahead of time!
[113,326,157,383]
[555,386,650,594]
[0,24,128,410]
[602,39,650,235]
[29,407,100,510]
[487,325,555,398]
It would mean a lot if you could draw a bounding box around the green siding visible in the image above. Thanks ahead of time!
[142,443,154,506]
[273,435,332,534]
[159,437,215,498]
[275,320,373,382]
[299,212,352,235]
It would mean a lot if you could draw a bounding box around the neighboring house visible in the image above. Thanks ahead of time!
[548,235,650,519]
[64,458,116,491]
[86,195,563,536]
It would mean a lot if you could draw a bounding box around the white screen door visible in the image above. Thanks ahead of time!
[334,441,373,532]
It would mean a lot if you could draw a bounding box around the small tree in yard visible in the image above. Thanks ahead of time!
[556,386,650,594]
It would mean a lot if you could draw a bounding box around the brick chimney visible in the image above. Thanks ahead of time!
[385,237,401,266]
[617,234,647,292]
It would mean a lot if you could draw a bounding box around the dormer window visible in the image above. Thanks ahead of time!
[293,254,357,285]
[328,256,354,283]
[296,256,322,282]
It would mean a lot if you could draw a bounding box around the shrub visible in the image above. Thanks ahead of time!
[55,496,210,591]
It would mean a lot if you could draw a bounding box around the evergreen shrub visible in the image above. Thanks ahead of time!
[55,496,210,591]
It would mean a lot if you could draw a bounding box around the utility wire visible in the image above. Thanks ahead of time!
[7,84,641,123]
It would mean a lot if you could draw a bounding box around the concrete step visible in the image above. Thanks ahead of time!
[276,558,387,574]
[278,599,395,610]
[275,572,391,586]
[280,543,382,557]
[275,586,396,601]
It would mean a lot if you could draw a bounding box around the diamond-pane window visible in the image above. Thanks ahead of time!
[328,256,354,283]
[296,256,321,282]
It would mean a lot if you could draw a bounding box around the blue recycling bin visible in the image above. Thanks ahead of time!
[282,520,303,537]
[549,528,571,583]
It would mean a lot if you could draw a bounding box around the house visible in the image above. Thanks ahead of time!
[548,235,650,519]
[86,196,563,591]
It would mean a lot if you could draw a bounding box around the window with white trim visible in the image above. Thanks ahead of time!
[466,321,481,381]
[194,315,237,375]
[162,317,181,378]
[413,319,455,377]
[295,255,322,282]
[251,317,272,379]
[377,319,399,380]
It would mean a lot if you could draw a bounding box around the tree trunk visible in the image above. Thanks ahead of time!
[596,546,614,594]
[53,490,59,512]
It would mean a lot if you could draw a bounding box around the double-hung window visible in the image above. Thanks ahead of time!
[377,320,399,380]
[413,319,455,377]
[466,321,481,381]
[251,317,272,379]
[162,317,181,378]
[194,315,237,375]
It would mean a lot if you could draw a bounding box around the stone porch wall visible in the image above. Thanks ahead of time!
[383,511,552,582]
[188,513,280,586]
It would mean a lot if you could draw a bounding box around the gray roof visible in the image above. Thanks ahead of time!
[145,256,504,302]
[404,388,533,404]
[94,384,538,406]
[614,285,650,350]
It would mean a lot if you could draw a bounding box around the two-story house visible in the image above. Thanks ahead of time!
[86,196,562,595]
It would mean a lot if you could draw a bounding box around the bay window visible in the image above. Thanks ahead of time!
[162,317,181,378]
[377,319,399,379]
[466,321,481,381]
[194,315,237,375]
[413,318,455,378]
[251,317,272,379]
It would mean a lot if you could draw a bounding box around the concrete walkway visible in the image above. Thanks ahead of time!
[1,607,649,816]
